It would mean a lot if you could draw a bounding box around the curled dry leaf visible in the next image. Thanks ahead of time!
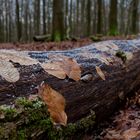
[122,128,140,140]
[41,62,66,79]
[0,60,20,82]
[125,52,133,61]
[38,81,67,126]
[95,66,106,80]
[94,43,110,52]
[0,50,39,65]
[42,54,81,81]
[106,43,119,50]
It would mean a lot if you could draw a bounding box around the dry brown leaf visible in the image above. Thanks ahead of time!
[0,50,39,65]
[0,60,20,82]
[95,66,106,80]
[43,54,81,81]
[41,62,66,79]
[99,57,110,65]
[38,81,67,126]
[61,57,81,81]
[106,43,119,50]
[122,128,140,140]
[94,43,110,52]
[125,52,133,61]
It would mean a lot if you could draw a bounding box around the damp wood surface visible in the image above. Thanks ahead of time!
[0,39,140,124]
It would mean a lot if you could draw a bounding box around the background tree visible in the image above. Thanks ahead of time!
[109,0,118,35]
[86,0,91,36]
[131,0,139,34]
[97,0,103,34]
[34,0,40,35]
[16,0,22,41]
[43,0,46,34]
[52,0,64,41]
[0,0,139,43]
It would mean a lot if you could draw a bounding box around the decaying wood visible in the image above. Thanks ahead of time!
[0,39,140,125]
[33,34,51,42]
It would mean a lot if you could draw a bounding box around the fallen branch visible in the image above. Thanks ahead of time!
[0,40,140,139]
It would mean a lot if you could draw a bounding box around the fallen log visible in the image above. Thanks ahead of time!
[0,40,140,139]
[33,34,51,42]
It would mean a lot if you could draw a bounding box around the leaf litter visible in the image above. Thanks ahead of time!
[84,91,140,140]
[0,50,81,82]
[38,81,67,126]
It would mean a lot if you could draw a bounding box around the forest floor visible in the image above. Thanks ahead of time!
[84,90,140,140]
[0,35,140,140]
[0,35,137,51]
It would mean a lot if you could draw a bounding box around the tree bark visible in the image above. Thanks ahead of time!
[109,0,118,35]
[131,0,139,34]
[0,40,140,139]
[16,0,22,41]
[52,0,64,41]
[97,0,103,34]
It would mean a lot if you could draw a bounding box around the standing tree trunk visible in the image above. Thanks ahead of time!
[16,0,22,41]
[119,0,125,35]
[24,0,29,41]
[131,0,139,34]
[97,0,103,34]
[52,0,64,41]
[93,0,97,34]
[43,0,46,34]
[86,0,91,36]
[109,0,118,35]
[34,0,40,35]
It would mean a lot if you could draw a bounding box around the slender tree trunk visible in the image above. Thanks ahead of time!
[34,0,40,35]
[93,0,97,34]
[43,0,46,34]
[24,0,29,41]
[119,0,125,34]
[16,0,22,41]
[131,0,139,34]
[69,0,73,36]
[86,0,91,36]
[52,0,64,41]
[97,0,103,34]
[109,0,118,35]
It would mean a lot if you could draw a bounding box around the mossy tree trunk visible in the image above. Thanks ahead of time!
[97,0,103,34]
[1,40,140,139]
[109,0,118,35]
[131,0,139,34]
[52,0,65,41]
[86,0,91,36]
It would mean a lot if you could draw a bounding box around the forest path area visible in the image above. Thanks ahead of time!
[84,90,140,140]
[0,36,135,51]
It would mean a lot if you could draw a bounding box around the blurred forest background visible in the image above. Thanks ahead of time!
[0,0,139,42]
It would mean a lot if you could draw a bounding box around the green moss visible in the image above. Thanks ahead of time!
[17,129,26,140]
[52,31,62,42]
[116,50,127,63]
[4,108,17,120]
[0,106,17,121]
[90,36,101,42]
[15,97,33,108]
[0,97,96,140]
[108,25,119,36]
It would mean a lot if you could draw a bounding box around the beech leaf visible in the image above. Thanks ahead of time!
[0,60,20,82]
[0,50,39,65]
[95,66,106,80]
[42,54,81,81]
[41,62,66,79]
[38,81,67,126]
[122,128,140,140]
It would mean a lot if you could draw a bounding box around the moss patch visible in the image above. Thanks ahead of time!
[0,97,96,140]
[116,50,127,63]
